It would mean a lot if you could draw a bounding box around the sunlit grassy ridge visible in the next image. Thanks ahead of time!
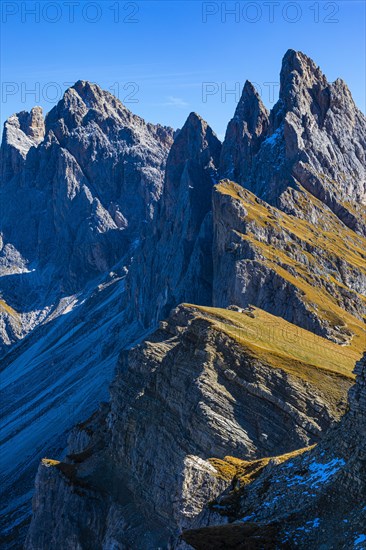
[208,445,315,483]
[189,305,358,379]
[0,298,21,329]
[215,180,366,355]
[217,180,366,266]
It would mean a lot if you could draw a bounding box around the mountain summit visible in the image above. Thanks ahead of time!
[220,49,366,235]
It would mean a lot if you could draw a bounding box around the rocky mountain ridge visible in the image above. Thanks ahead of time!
[25,304,355,549]
[0,81,174,353]
[213,180,366,345]
[221,50,366,235]
[0,49,365,548]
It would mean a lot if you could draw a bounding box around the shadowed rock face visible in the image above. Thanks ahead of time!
[220,80,269,184]
[220,49,366,235]
[126,112,221,328]
[0,81,174,294]
[0,81,174,351]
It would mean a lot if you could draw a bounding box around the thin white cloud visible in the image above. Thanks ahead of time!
[163,96,189,108]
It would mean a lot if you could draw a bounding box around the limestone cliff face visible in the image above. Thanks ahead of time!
[0,82,173,294]
[183,354,366,549]
[0,106,45,181]
[220,50,366,235]
[25,304,353,549]
[126,112,221,328]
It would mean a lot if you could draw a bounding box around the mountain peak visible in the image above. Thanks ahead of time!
[45,79,134,136]
[220,80,269,182]
[174,112,221,159]
[183,111,214,134]
[281,49,321,76]
[71,80,106,106]
[233,80,269,134]
[279,49,328,103]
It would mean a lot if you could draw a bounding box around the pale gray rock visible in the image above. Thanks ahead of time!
[0,106,45,181]
[0,81,174,353]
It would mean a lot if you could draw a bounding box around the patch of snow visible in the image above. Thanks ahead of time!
[286,457,345,489]
[263,126,282,147]
[307,518,320,528]
[306,458,346,488]
[354,534,366,547]
[241,513,255,522]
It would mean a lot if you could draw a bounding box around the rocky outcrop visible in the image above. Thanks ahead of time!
[0,81,174,294]
[220,49,366,235]
[25,304,354,549]
[182,353,366,549]
[0,82,174,353]
[220,80,269,183]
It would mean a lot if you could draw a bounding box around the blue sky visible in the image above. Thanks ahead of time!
[1,0,365,138]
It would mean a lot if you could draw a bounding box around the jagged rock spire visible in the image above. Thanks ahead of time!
[234,80,269,134]
[272,48,330,129]
[163,112,221,218]
[127,111,221,327]
[220,80,269,184]
[219,50,366,234]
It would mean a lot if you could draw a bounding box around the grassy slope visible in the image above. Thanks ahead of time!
[215,180,366,355]
[188,304,358,379]
[208,445,315,483]
[183,303,357,411]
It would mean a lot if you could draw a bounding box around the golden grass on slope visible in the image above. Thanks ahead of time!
[0,298,21,329]
[209,445,315,483]
[214,180,366,357]
[0,299,19,319]
[216,180,366,273]
[191,305,358,380]
[234,233,366,355]
[41,458,60,467]
[182,305,351,413]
